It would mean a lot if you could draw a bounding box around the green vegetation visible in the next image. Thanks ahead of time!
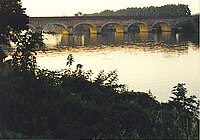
[86,4,191,17]
[0,1,199,139]
[0,30,199,139]
[0,0,28,43]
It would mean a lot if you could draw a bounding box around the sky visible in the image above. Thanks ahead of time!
[21,0,200,17]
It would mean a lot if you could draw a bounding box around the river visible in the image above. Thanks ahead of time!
[35,32,200,102]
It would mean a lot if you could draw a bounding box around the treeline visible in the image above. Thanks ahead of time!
[0,30,199,139]
[86,4,191,17]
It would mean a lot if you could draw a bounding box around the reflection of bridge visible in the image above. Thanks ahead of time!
[29,16,189,35]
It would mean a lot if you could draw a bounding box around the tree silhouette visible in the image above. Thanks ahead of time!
[0,0,28,43]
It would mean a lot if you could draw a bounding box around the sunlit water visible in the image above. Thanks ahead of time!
[35,32,200,102]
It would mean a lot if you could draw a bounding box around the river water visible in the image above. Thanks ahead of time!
[36,32,199,102]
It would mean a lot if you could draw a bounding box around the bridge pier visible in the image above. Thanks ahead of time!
[96,26,102,34]
[148,26,153,32]
[67,26,74,35]
[36,27,43,33]
[123,25,129,33]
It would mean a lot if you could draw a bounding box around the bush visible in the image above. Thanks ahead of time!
[0,130,27,139]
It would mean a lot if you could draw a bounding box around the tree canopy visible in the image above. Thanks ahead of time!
[0,0,28,36]
[86,4,191,17]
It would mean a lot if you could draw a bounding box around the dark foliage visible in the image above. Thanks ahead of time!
[0,0,28,43]
[86,4,191,17]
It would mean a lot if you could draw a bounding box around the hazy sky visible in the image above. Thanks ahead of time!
[21,0,199,17]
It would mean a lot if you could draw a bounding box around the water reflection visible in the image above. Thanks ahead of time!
[36,44,200,102]
[44,32,199,48]
[175,33,180,44]
[39,32,199,102]
[43,34,62,47]
[152,32,171,42]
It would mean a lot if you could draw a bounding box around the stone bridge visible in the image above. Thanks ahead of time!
[28,16,189,35]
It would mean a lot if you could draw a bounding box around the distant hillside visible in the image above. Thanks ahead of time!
[85,4,191,17]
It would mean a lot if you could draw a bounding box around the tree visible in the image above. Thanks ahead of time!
[75,12,84,16]
[0,0,28,43]
[8,29,44,72]
[99,10,115,16]
[169,83,199,139]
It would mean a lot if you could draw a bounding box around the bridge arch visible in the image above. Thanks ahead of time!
[152,22,171,32]
[173,21,194,33]
[172,21,183,32]
[101,22,124,33]
[74,23,97,34]
[128,22,148,32]
[43,23,69,35]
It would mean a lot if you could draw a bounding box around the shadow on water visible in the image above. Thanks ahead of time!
[43,32,199,48]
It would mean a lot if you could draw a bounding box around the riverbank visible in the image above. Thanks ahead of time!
[0,56,199,139]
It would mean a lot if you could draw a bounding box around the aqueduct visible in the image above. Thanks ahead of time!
[28,16,189,35]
